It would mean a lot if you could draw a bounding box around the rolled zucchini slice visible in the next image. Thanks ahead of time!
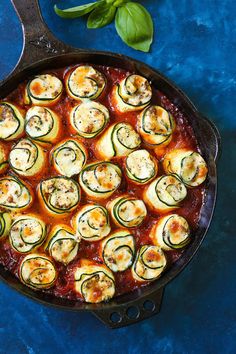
[74,260,115,303]
[125,149,158,184]
[114,74,152,112]
[0,212,11,239]
[151,214,190,250]
[38,176,80,215]
[101,230,135,272]
[46,224,79,265]
[0,143,8,174]
[9,214,46,253]
[9,138,45,177]
[73,204,110,241]
[79,162,122,199]
[163,148,208,187]
[25,74,63,106]
[143,175,187,213]
[137,105,175,146]
[51,139,87,177]
[0,102,24,140]
[19,254,57,290]
[25,106,60,144]
[96,122,141,159]
[66,66,106,100]
[70,101,109,138]
[107,195,147,228]
[132,245,167,282]
[0,175,33,211]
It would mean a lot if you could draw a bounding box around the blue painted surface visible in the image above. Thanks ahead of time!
[0,0,236,353]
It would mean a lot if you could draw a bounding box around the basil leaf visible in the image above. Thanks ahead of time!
[54,1,103,19]
[115,2,153,52]
[87,3,117,28]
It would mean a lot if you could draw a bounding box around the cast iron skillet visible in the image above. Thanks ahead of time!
[0,0,220,328]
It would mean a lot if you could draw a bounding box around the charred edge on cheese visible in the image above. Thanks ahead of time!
[101,230,135,272]
[19,254,57,290]
[9,139,45,177]
[96,122,141,159]
[9,215,46,253]
[0,102,24,140]
[0,212,11,239]
[125,149,158,184]
[132,245,167,282]
[39,176,80,214]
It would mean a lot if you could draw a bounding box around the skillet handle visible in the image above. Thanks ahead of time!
[92,288,164,329]
[10,0,74,75]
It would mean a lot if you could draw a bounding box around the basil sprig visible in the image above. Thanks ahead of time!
[54,1,154,52]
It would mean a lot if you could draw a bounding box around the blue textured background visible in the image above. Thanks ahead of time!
[0,0,236,353]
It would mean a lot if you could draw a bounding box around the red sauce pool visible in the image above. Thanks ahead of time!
[0,65,205,301]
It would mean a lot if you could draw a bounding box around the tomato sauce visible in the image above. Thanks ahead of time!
[0,65,205,301]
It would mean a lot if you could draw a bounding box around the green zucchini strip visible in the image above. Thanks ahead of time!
[46,225,79,265]
[79,161,122,199]
[74,261,115,303]
[0,102,24,140]
[9,138,45,177]
[108,195,147,228]
[19,254,57,289]
[52,139,87,177]
[67,66,106,100]
[132,245,167,282]
[25,106,60,143]
[70,101,109,138]
[9,215,46,253]
[126,149,158,184]
[25,74,63,105]
[163,148,208,187]
[96,122,141,159]
[101,230,135,272]
[39,176,80,214]
[138,105,175,146]
[116,74,152,112]
[0,143,8,173]
[144,174,187,212]
[0,212,11,239]
[152,214,190,250]
[73,204,110,241]
[0,175,33,210]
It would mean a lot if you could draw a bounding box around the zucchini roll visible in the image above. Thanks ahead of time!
[0,143,8,174]
[114,74,152,112]
[70,101,109,138]
[25,106,60,144]
[46,224,79,265]
[9,215,46,253]
[137,105,175,146]
[0,175,33,211]
[144,175,187,213]
[51,139,87,177]
[25,74,63,106]
[19,254,57,290]
[132,245,167,282]
[9,138,45,177]
[38,176,80,215]
[96,123,141,159]
[74,260,115,303]
[163,148,208,187]
[125,149,158,184]
[0,102,24,140]
[66,66,106,100]
[79,162,122,199]
[0,212,11,239]
[73,204,110,241]
[107,195,147,228]
[151,214,190,250]
[101,230,135,272]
